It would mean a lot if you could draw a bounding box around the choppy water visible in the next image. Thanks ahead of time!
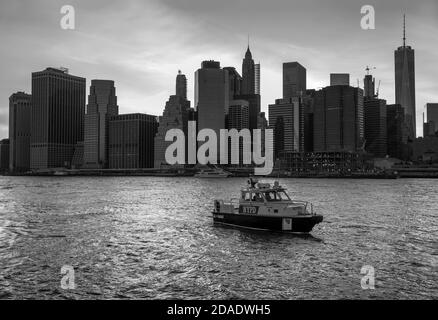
[0,176,437,299]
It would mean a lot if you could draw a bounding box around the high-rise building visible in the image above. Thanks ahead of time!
[242,47,255,95]
[283,62,306,99]
[254,63,260,95]
[154,94,191,168]
[269,98,303,158]
[223,67,242,99]
[0,139,9,172]
[330,73,350,86]
[195,61,229,161]
[395,15,416,139]
[387,104,406,159]
[176,70,187,100]
[9,92,31,172]
[303,89,316,152]
[108,113,158,169]
[30,67,86,170]
[283,62,307,99]
[425,103,438,134]
[234,94,261,131]
[364,98,387,157]
[364,74,375,99]
[83,80,118,169]
[313,85,364,152]
[227,100,250,165]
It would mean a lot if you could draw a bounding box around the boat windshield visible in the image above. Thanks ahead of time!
[264,191,290,202]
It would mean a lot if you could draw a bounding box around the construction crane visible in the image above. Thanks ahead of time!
[374,80,381,98]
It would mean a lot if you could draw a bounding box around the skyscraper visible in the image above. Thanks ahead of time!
[330,73,350,86]
[83,80,118,169]
[395,15,416,139]
[9,92,31,172]
[364,98,387,157]
[425,103,438,134]
[283,62,306,99]
[154,71,191,168]
[195,61,229,161]
[242,46,255,95]
[108,113,158,169]
[227,100,250,165]
[176,70,187,100]
[30,67,86,170]
[0,139,9,172]
[269,98,303,157]
[313,85,364,152]
[387,104,406,159]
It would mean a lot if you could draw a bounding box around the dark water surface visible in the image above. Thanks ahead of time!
[0,177,436,299]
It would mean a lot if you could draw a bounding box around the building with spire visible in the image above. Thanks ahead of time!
[242,43,255,95]
[395,15,416,140]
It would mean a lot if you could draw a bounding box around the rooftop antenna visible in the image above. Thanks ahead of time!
[403,14,406,47]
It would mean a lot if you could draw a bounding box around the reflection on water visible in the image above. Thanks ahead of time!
[0,176,437,299]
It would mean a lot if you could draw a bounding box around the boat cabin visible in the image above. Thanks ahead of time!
[240,182,292,204]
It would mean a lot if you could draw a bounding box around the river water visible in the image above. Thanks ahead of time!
[0,176,436,299]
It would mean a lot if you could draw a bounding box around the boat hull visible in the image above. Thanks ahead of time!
[212,212,323,233]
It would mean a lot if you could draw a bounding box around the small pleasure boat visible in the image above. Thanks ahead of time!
[212,179,323,233]
[194,167,231,178]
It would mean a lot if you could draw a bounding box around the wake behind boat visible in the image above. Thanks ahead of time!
[212,179,323,233]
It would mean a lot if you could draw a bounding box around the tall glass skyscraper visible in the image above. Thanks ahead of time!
[395,15,416,140]
[30,68,86,170]
[83,80,118,169]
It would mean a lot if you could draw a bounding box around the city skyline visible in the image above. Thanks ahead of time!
[0,0,438,141]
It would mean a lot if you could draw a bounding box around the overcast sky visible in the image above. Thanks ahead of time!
[1,0,437,139]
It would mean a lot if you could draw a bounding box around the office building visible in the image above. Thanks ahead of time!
[108,113,158,169]
[155,71,191,168]
[83,80,118,169]
[425,103,438,134]
[283,62,306,99]
[195,61,229,161]
[30,67,86,169]
[330,73,350,86]
[387,104,406,159]
[0,139,9,172]
[227,100,250,165]
[395,15,416,139]
[269,98,303,158]
[9,92,31,172]
[313,85,364,152]
[364,98,387,157]
[176,70,187,100]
